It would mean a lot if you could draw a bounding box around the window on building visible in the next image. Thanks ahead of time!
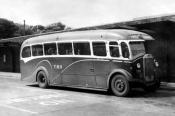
[109,41,120,57]
[73,42,91,55]
[121,42,129,58]
[32,44,43,56]
[92,42,107,56]
[22,46,31,58]
[44,43,57,55]
[58,43,73,55]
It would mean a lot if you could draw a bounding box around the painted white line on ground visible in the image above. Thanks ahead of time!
[6,93,68,104]
[0,104,38,114]
[15,86,66,95]
[39,99,74,106]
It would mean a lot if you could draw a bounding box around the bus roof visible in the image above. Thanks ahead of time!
[22,29,154,46]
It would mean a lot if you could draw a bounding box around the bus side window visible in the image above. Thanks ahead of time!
[92,42,107,56]
[121,42,129,58]
[44,43,57,55]
[73,42,91,55]
[58,43,73,55]
[22,46,31,58]
[109,41,119,57]
[32,44,43,56]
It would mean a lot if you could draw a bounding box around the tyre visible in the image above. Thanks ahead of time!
[37,71,48,88]
[110,75,130,97]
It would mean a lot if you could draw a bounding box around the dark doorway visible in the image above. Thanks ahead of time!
[0,47,13,72]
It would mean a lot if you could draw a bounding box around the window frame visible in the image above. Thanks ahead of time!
[109,41,120,58]
[44,42,57,56]
[21,46,31,58]
[57,41,73,55]
[92,41,107,57]
[129,40,145,59]
[120,41,130,59]
[73,41,91,56]
[31,44,44,57]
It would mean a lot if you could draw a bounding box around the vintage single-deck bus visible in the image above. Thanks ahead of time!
[20,29,160,97]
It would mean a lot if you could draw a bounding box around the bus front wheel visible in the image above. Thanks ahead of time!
[37,71,48,88]
[110,75,130,97]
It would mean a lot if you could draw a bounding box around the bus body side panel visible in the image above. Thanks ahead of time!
[21,60,36,82]
[21,57,97,88]
[21,57,132,90]
[50,57,75,85]
[93,59,111,89]
[20,58,53,83]
[20,59,42,82]
[56,58,96,88]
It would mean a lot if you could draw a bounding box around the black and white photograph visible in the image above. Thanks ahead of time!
[0,0,175,116]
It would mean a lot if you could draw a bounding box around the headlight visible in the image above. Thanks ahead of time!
[154,59,159,67]
[155,61,159,67]
[137,63,141,68]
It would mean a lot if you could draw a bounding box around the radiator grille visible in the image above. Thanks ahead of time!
[144,57,155,82]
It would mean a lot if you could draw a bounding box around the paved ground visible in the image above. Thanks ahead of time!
[0,72,175,116]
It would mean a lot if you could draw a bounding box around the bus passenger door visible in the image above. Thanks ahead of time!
[74,59,96,87]
[92,59,110,89]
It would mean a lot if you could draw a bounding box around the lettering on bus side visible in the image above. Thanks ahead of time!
[53,65,63,70]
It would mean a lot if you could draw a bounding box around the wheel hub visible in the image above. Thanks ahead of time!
[115,79,125,92]
[39,75,45,83]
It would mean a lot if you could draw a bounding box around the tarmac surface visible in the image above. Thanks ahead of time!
[0,72,175,116]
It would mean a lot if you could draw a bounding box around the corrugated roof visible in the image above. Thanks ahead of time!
[0,30,68,44]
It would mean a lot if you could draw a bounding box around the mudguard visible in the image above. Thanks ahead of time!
[34,60,52,84]
[107,69,132,88]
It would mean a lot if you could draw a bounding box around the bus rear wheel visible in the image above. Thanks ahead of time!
[37,71,48,88]
[110,75,130,97]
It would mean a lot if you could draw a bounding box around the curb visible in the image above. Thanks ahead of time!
[0,72,21,79]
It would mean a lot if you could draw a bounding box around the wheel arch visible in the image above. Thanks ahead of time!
[35,66,49,82]
[107,69,132,90]
[34,60,52,84]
